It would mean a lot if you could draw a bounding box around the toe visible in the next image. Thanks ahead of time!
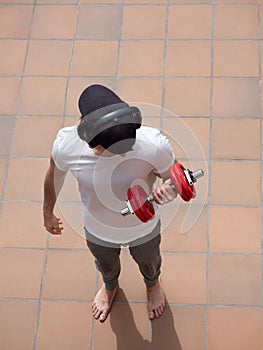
[94,308,101,319]
[158,305,164,315]
[148,311,155,320]
[99,312,107,322]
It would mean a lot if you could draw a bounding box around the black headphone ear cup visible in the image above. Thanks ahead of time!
[131,107,142,129]
[77,120,89,141]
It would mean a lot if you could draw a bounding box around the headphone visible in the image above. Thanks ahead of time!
[77,102,142,143]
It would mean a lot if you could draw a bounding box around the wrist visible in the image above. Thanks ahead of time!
[43,210,54,219]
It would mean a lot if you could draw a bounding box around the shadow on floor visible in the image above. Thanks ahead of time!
[110,289,182,350]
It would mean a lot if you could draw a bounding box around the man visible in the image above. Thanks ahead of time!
[43,85,177,322]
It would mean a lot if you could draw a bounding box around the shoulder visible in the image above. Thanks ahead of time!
[55,126,78,142]
[137,126,170,147]
[137,126,161,139]
[53,125,87,157]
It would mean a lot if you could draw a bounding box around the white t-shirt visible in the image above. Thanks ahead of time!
[52,125,175,244]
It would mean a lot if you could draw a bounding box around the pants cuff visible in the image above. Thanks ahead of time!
[144,277,159,288]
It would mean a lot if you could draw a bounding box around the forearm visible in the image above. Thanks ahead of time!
[43,168,57,218]
[43,158,65,212]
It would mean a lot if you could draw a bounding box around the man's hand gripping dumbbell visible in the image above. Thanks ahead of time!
[120,162,204,223]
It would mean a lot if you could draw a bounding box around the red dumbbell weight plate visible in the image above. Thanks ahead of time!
[169,163,196,202]
[127,185,155,222]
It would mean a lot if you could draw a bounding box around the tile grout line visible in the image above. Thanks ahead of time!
[0,245,262,257]
[61,0,81,127]
[160,0,170,130]
[27,2,80,349]
[0,37,262,41]
[1,73,262,79]
[205,0,215,348]
[0,1,37,213]
[257,0,263,312]
[0,294,262,309]
[0,113,262,120]
[27,2,51,350]
[89,270,100,350]
[113,0,124,90]
[148,0,170,346]
[0,2,261,6]
[32,235,50,350]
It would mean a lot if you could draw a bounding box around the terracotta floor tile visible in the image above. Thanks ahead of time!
[0,158,8,188]
[124,0,165,3]
[18,77,67,115]
[0,0,34,2]
[161,204,208,252]
[93,297,149,350]
[215,0,257,3]
[213,78,260,117]
[31,5,77,39]
[210,161,261,205]
[163,117,210,159]
[49,205,87,249]
[0,300,38,350]
[214,41,258,77]
[116,77,163,106]
[65,77,115,116]
[208,307,263,350]
[71,41,118,76]
[0,40,27,75]
[212,118,260,159]
[1,1,262,348]
[259,47,263,78]
[210,207,261,254]
[260,7,263,37]
[209,254,262,305]
[37,0,78,2]
[0,249,44,298]
[4,158,49,200]
[48,229,86,249]
[43,250,96,299]
[164,78,210,117]
[0,202,48,248]
[76,5,121,39]
[0,116,16,156]
[37,301,92,350]
[214,6,258,39]
[166,40,211,77]
[122,6,166,39]
[81,0,121,3]
[168,6,212,39]
[118,41,164,77]
[25,40,72,76]
[143,117,161,129]
[169,0,211,3]
[63,116,79,127]
[114,252,148,302]
[151,305,206,350]
[0,5,33,38]
[162,252,206,304]
[217,40,258,77]
[0,77,20,114]
[12,116,62,157]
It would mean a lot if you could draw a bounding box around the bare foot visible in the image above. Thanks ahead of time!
[92,285,118,322]
[146,280,166,320]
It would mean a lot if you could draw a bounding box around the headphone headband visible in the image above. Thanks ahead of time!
[77,103,142,143]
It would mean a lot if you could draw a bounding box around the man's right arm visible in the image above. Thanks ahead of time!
[43,156,67,235]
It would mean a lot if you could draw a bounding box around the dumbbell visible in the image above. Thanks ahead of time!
[120,163,204,222]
